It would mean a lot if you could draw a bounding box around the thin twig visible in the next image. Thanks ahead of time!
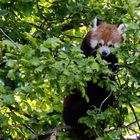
[99,90,113,111]
[23,124,35,134]
[93,128,101,138]
[129,103,140,130]
[0,28,19,49]
[7,105,39,122]
[107,119,140,133]
[116,74,122,87]
[126,119,140,128]
[126,126,140,136]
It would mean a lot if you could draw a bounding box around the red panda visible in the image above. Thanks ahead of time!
[81,18,126,58]
[63,18,127,139]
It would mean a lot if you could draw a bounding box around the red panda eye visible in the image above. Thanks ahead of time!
[108,44,113,47]
[98,43,102,47]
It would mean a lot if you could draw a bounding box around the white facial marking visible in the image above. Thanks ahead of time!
[108,41,112,45]
[114,42,120,48]
[90,39,98,49]
[107,41,113,48]
[98,40,104,46]
[99,46,110,56]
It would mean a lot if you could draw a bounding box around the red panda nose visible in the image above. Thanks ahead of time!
[102,51,107,56]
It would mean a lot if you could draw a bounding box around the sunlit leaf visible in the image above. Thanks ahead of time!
[7,70,16,80]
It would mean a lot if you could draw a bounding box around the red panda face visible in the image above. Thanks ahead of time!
[89,19,127,57]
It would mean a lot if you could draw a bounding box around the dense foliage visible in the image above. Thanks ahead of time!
[0,0,140,139]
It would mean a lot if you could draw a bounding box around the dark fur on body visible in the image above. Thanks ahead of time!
[63,30,118,125]
[62,23,121,139]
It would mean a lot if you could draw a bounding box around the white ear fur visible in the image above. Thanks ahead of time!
[92,17,98,31]
[114,42,120,48]
[117,24,127,34]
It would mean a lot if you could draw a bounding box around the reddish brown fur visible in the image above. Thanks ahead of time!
[90,23,124,44]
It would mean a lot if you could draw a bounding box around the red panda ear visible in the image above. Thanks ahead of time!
[92,17,102,31]
[96,18,102,26]
[117,24,128,34]
[92,17,98,30]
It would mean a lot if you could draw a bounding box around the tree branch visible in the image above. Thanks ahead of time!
[7,105,39,122]
[129,103,140,130]
[0,28,19,49]
[107,119,140,133]
[61,22,84,31]
[37,125,81,140]
[23,124,35,134]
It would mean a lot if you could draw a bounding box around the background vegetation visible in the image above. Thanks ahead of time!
[0,0,140,139]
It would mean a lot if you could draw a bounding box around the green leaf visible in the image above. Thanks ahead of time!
[23,33,38,47]
[2,40,14,47]
[0,0,9,3]
[92,62,100,71]
[0,84,6,93]
[40,45,50,53]
[35,65,45,72]
[0,10,8,16]
[128,22,139,30]
[2,94,15,105]
[22,45,35,58]
[29,57,40,66]
[7,70,16,80]
[6,59,17,68]
[22,0,33,2]
[44,37,62,49]
[21,2,33,17]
